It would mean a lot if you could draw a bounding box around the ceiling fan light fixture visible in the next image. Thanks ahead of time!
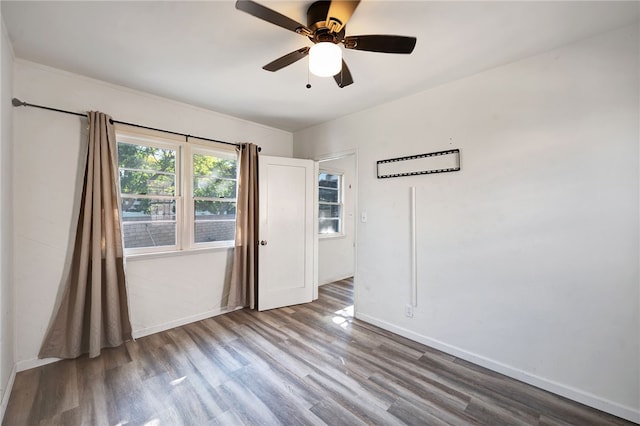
[309,42,342,77]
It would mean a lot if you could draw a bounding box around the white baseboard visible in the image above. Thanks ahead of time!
[16,356,60,372]
[355,312,640,424]
[0,363,16,423]
[15,308,235,372]
[132,307,233,339]
[319,274,353,286]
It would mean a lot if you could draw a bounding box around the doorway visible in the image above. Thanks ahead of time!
[316,152,357,293]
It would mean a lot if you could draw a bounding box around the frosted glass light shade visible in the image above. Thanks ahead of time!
[309,42,342,77]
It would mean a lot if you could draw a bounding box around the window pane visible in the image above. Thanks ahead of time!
[121,198,176,221]
[318,171,342,235]
[194,221,236,243]
[193,153,237,179]
[123,222,176,248]
[194,177,236,198]
[319,188,339,203]
[319,218,340,234]
[319,203,340,219]
[195,200,236,218]
[117,137,241,251]
[118,142,176,197]
[194,200,236,243]
[120,170,175,196]
[319,173,339,189]
[121,198,177,248]
[118,143,175,172]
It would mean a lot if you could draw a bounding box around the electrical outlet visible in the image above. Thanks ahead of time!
[405,304,413,318]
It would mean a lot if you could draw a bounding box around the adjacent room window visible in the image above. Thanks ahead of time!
[117,132,238,254]
[318,171,343,235]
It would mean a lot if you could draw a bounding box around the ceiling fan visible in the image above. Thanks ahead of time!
[235,0,417,88]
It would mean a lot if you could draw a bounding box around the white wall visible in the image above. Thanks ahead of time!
[0,15,15,418]
[294,24,639,422]
[317,155,355,285]
[12,60,293,369]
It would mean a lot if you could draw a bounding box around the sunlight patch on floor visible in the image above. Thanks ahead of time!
[333,304,354,329]
[170,376,187,386]
[334,304,354,317]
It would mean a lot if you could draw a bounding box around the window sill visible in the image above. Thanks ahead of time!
[125,243,234,261]
[319,233,346,240]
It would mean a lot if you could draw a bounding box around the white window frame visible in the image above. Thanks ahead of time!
[318,169,344,238]
[186,144,238,250]
[116,130,238,255]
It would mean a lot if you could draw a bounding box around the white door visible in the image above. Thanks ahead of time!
[258,155,315,311]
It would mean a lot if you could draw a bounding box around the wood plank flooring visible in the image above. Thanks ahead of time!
[4,278,635,425]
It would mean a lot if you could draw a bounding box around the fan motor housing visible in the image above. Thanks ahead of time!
[307,1,345,44]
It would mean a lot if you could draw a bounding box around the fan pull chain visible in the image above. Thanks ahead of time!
[306,56,311,89]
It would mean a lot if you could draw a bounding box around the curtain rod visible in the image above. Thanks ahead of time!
[11,97,257,150]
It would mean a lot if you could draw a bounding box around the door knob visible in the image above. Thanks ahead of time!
[260,240,268,246]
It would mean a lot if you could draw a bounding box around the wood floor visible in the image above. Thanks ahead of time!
[4,278,635,426]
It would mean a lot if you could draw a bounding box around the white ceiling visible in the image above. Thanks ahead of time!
[2,1,638,132]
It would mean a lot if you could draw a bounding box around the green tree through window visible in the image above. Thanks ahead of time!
[192,152,237,243]
[117,135,238,251]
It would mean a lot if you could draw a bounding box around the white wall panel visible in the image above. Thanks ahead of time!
[294,24,639,422]
[0,14,16,418]
[12,60,293,367]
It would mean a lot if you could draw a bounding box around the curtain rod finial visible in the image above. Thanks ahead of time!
[12,98,26,107]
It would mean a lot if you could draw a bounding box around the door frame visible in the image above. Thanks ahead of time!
[314,149,359,313]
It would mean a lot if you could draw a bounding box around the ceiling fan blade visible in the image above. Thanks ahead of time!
[333,60,354,88]
[263,47,310,72]
[326,1,360,33]
[344,35,417,54]
[236,0,310,35]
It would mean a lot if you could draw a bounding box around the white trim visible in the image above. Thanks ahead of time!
[313,161,319,300]
[318,232,346,240]
[16,356,60,373]
[315,149,358,163]
[319,273,353,286]
[132,306,238,339]
[14,308,240,373]
[355,312,640,424]
[0,363,16,422]
[125,244,233,261]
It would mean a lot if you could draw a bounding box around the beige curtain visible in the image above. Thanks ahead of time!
[39,111,132,359]
[228,143,259,309]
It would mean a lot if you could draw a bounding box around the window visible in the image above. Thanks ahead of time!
[117,132,237,253]
[318,171,342,235]
[191,149,237,244]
